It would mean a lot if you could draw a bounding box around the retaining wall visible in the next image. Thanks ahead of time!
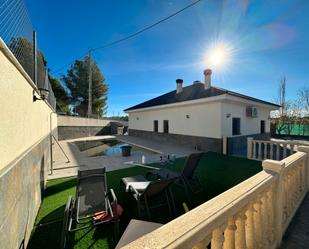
[128,129,222,152]
[57,115,128,140]
[0,38,56,248]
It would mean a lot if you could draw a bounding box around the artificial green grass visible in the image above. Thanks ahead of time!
[27,152,262,249]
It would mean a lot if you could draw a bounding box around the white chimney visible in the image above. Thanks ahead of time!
[176,79,183,94]
[204,69,212,89]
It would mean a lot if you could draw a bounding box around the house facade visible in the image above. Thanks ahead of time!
[124,70,280,153]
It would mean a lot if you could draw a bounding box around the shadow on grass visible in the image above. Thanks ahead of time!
[28,219,63,249]
[44,177,76,197]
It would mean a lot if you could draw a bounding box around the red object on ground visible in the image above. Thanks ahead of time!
[93,205,124,223]
[114,204,124,217]
[93,211,108,221]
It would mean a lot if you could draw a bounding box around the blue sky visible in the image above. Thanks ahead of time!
[25,0,309,116]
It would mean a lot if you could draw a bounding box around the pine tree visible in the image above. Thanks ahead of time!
[62,57,108,117]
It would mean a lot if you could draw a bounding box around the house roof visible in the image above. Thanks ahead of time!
[124,83,280,112]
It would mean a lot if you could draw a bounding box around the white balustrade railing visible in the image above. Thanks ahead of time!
[122,146,309,249]
[247,137,308,161]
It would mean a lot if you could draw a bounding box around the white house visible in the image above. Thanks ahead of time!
[124,69,280,153]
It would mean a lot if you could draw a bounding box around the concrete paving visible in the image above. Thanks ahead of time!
[48,135,196,180]
[280,193,309,249]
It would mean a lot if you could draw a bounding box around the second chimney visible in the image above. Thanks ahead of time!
[176,79,183,94]
[204,69,212,89]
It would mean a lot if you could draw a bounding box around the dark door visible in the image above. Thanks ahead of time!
[163,120,169,133]
[153,120,158,132]
[261,120,265,133]
[232,118,241,135]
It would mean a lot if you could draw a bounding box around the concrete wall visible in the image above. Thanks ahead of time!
[0,39,56,248]
[128,102,222,139]
[57,115,128,140]
[58,125,111,140]
[221,102,272,137]
[129,129,222,152]
[57,115,124,127]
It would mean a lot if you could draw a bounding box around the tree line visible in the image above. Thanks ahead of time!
[272,77,309,136]
[8,37,108,118]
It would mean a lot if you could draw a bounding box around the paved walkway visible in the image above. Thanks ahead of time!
[49,135,195,180]
[280,193,309,249]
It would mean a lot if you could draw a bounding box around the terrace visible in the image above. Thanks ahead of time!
[28,152,263,249]
[22,131,309,249]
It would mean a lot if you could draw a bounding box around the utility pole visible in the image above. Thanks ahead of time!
[87,48,92,118]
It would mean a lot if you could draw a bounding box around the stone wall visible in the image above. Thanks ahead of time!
[57,115,128,140]
[129,129,222,153]
[0,135,51,248]
[58,125,111,140]
[227,132,271,158]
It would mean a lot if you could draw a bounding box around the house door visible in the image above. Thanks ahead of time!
[261,120,265,133]
[232,118,241,136]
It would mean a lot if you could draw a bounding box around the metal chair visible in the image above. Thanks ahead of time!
[61,168,119,249]
[122,176,176,220]
[147,153,204,203]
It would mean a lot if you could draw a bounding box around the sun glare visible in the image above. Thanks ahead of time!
[205,42,233,70]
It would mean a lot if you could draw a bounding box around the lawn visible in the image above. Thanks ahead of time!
[27,152,262,249]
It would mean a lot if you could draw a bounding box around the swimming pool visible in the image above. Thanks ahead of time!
[73,139,157,157]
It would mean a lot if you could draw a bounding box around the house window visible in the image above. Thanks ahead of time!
[153,120,158,132]
[232,118,241,135]
[261,120,265,134]
[163,120,169,133]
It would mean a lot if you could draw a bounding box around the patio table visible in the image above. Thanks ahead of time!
[121,175,151,192]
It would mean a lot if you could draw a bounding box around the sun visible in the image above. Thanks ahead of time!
[209,48,226,66]
[205,42,232,69]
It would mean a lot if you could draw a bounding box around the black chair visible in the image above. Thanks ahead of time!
[61,168,119,249]
[122,175,176,220]
[147,153,204,203]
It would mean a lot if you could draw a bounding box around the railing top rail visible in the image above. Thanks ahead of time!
[123,171,275,249]
[251,139,307,146]
[281,151,306,168]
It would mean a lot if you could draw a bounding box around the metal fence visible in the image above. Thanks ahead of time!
[0,0,56,110]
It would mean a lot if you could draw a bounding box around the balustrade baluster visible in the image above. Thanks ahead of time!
[295,165,300,196]
[253,199,263,249]
[291,168,297,205]
[283,176,289,223]
[296,165,302,196]
[261,194,269,247]
[287,171,294,217]
[270,143,274,159]
[290,144,295,154]
[258,142,262,160]
[211,227,224,249]
[223,217,237,249]
[235,211,247,249]
[193,236,211,249]
[264,143,268,159]
[267,188,275,244]
[283,144,287,158]
[245,204,256,249]
[276,143,280,160]
[253,142,257,159]
[301,160,306,192]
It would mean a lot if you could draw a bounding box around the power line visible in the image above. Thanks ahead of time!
[50,0,203,74]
